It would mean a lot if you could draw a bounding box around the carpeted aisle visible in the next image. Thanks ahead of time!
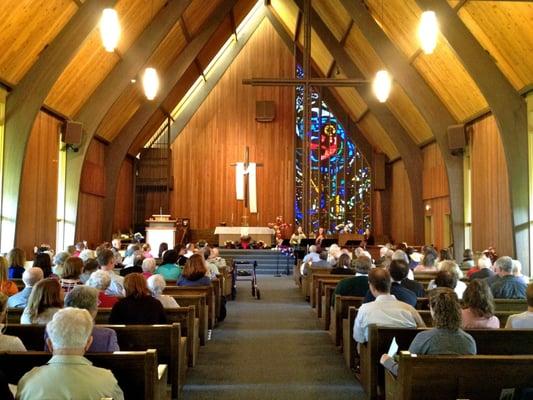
[183,276,365,400]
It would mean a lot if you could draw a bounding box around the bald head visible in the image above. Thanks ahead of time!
[22,267,44,288]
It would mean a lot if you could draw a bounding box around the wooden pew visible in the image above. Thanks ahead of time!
[360,325,533,400]
[170,294,209,345]
[343,307,521,374]
[332,295,364,346]
[164,286,215,329]
[412,272,438,289]
[95,307,199,369]
[385,352,533,400]
[301,267,331,300]
[0,350,167,400]
[315,276,346,316]
[494,298,527,312]
[311,273,340,308]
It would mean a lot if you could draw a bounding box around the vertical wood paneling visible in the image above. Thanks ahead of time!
[390,160,414,244]
[16,112,60,258]
[170,20,295,230]
[113,157,134,234]
[470,115,513,257]
[76,139,106,247]
[422,142,451,250]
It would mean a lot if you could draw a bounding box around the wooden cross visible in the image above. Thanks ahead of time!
[230,146,263,210]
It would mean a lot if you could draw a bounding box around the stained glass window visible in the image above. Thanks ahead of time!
[295,65,372,234]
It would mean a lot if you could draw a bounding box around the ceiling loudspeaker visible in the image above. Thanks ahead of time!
[62,121,83,147]
[256,100,276,122]
[373,153,386,191]
[447,123,466,155]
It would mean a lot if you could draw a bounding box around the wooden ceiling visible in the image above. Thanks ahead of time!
[0,0,531,161]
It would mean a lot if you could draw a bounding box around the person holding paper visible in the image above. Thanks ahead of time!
[380,287,477,376]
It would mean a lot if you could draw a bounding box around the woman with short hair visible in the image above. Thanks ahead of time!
[461,279,500,329]
[381,287,476,375]
[21,278,63,324]
[147,274,179,308]
[142,258,157,279]
[7,248,26,279]
[428,260,467,299]
[109,273,166,324]
[60,257,83,293]
[178,254,211,286]
[86,270,119,308]
[0,256,18,296]
[52,251,70,277]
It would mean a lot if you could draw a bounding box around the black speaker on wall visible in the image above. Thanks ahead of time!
[373,153,386,191]
[62,121,83,147]
[447,124,466,155]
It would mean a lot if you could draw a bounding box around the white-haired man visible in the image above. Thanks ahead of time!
[300,245,320,275]
[7,267,43,308]
[16,308,124,400]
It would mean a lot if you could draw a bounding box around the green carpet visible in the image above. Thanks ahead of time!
[183,276,366,399]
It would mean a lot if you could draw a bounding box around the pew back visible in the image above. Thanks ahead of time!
[387,353,533,400]
[0,350,165,400]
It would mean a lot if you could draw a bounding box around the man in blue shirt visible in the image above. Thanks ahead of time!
[7,267,43,308]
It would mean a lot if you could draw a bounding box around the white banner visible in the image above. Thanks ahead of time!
[236,162,245,200]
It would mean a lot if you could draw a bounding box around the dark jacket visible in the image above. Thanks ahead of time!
[334,275,369,298]
[109,295,167,325]
[364,282,417,307]
[330,267,355,275]
[401,278,425,297]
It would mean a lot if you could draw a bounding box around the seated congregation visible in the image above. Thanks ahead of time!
[0,239,229,399]
[297,242,533,399]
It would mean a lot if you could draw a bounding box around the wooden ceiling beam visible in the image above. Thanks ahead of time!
[1,0,117,251]
[100,0,239,241]
[295,0,424,243]
[339,0,464,258]
[180,17,207,81]
[265,7,374,171]
[417,0,530,270]
[60,0,192,248]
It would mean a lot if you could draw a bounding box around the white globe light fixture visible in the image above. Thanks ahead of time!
[142,67,159,100]
[100,8,120,52]
[418,11,438,55]
[373,70,392,103]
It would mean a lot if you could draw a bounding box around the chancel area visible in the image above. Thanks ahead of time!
[0,0,533,399]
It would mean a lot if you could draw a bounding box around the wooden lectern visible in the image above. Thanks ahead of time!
[146,215,177,257]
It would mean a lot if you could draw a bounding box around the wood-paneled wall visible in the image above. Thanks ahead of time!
[170,20,295,230]
[422,142,451,251]
[470,115,513,257]
[76,138,106,248]
[389,160,415,244]
[113,157,134,234]
[16,112,60,258]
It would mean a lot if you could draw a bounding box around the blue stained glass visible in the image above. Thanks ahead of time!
[295,65,372,233]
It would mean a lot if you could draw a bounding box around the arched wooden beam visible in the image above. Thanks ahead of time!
[298,2,425,244]
[339,0,464,258]
[0,0,116,252]
[416,0,530,271]
[59,0,192,248]
[101,0,239,241]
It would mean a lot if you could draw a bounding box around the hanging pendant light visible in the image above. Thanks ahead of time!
[100,8,120,52]
[143,67,159,100]
[418,11,438,55]
[373,70,392,103]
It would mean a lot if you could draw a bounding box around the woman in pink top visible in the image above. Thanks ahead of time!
[461,279,500,329]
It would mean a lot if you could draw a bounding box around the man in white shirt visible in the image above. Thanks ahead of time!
[184,243,196,258]
[505,283,533,328]
[97,249,124,297]
[353,268,425,343]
